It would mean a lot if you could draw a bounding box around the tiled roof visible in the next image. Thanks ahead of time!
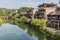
[38,3,57,7]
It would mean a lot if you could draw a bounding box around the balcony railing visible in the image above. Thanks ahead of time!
[48,16,60,22]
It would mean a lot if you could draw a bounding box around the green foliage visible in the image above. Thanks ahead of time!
[20,16,27,22]
[35,11,39,16]
[40,19,46,27]
[54,34,60,40]
[30,19,46,30]
[0,18,4,25]
[17,7,33,14]
[30,19,46,27]
[30,19,40,26]
[0,8,12,16]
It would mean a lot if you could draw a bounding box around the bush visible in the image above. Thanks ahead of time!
[0,18,4,25]
[20,16,27,22]
[54,34,60,40]
[30,19,40,26]
[40,19,46,27]
[30,19,46,29]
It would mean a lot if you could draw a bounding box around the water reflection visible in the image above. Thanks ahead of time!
[0,23,38,40]
[17,23,46,40]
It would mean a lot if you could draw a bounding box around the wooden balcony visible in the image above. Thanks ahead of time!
[47,15,60,22]
[48,19,60,22]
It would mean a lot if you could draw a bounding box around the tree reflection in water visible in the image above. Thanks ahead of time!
[13,22,46,40]
[8,19,55,40]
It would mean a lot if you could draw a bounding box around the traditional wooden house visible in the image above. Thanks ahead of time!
[20,9,35,19]
[37,3,60,29]
[12,9,17,16]
[38,3,57,19]
[47,7,60,29]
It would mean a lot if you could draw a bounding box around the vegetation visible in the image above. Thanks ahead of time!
[30,19,46,30]
[35,11,39,17]
[0,7,59,40]
[30,19,40,26]
[0,8,12,16]
[0,18,4,25]
[17,7,33,14]
[20,16,27,22]
[54,34,60,40]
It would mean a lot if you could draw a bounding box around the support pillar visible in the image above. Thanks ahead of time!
[54,22,55,28]
[58,21,59,29]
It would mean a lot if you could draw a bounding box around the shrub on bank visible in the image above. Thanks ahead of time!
[29,19,46,29]
[20,16,27,22]
[0,18,4,25]
[54,34,60,40]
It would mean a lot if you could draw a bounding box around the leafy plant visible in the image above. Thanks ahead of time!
[0,18,4,25]
[20,16,27,22]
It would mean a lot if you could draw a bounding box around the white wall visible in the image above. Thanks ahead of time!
[45,7,56,21]
[45,7,56,15]
[33,8,38,14]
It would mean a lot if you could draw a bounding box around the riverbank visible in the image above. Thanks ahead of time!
[6,16,60,40]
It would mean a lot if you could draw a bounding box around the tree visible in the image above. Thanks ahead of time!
[35,11,39,18]
[35,11,39,16]
[30,19,40,26]
[40,19,46,27]
[40,19,46,30]
[17,7,33,14]
[20,16,27,22]
[30,19,46,29]
[30,19,41,29]
[0,18,4,25]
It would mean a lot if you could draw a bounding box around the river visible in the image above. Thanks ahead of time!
[0,23,38,40]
